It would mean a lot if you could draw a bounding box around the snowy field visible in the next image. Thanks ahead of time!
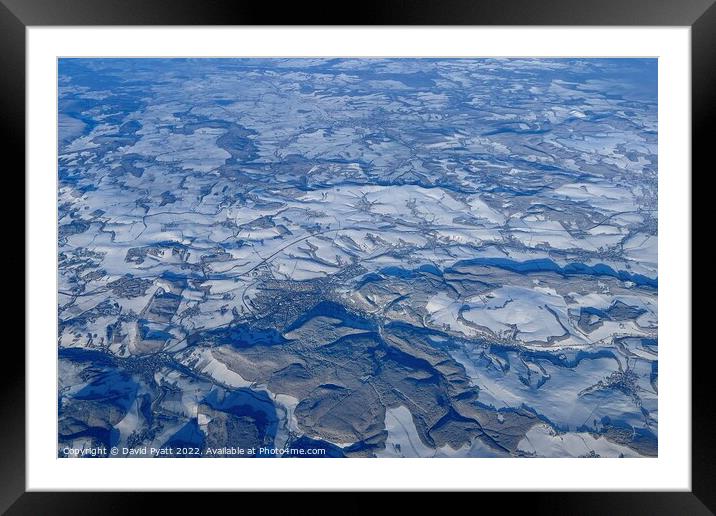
[58,58,658,458]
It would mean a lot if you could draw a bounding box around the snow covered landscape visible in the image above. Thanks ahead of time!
[58,58,658,458]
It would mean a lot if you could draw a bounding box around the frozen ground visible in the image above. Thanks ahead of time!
[57,58,658,458]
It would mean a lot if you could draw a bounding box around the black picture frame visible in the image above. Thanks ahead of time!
[3,0,711,512]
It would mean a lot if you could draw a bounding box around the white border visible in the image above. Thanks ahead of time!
[27,27,691,491]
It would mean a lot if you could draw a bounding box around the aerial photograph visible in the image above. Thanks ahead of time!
[58,58,657,458]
